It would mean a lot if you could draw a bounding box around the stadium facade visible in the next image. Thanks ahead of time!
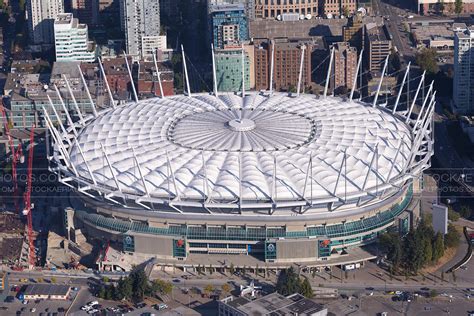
[49,84,435,268]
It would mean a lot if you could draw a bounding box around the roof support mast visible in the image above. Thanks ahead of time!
[181,45,192,97]
[100,143,122,193]
[98,57,115,108]
[241,44,246,98]
[324,47,335,98]
[296,44,306,96]
[124,55,138,103]
[393,62,411,114]
[77,65,98,117]
[132,148,150,197]
[152,50,165,98]
[406,71,426,122]
[372,55,389,107]
[269,41,275,95]
[63,75,85,125]
[413,81,434,130]
[350,49,363,101]
[211,44,218,97]
[54,84,77,136]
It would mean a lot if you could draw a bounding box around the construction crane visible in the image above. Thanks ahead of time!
[0,101,23,214]
[23,125,35,268]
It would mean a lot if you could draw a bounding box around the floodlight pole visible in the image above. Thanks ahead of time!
[297,44,306,96]
[324,47,335,98]
[269,41,275,95]
[393,62,411,114]
[124,55,138,103]
[350,49,364,101]
[153,50,165,98]
[77,65,98,117]
[372,55,389,107]
[211,44,218,97]
[98,57,115,108]
[406,71,426,122]
[181,45,191,97]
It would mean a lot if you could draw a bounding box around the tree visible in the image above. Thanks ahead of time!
[222,283,231,296]
[447,207,460,221]
[342,5,350,17]
[432,232,445,262]
[276,267,301,296]
[459,205,472,219]
[445,224,460,248]
[455,0,463,16]
[389,52,401,73]
[102,276,110,283]
[422,234,433,263]
[415,48,439,75]
[130,268,150,302]
[117,277,133,300]
[438,0,445,14]
[203,284,214,297]
[229,263,235,275]
[430,289,438,298]
[50,277,56,284]
[299,277,314,298]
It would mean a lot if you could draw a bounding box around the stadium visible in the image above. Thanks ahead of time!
[50,89,434,268]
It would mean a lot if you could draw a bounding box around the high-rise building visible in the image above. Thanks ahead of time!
[120,0,162,59]
[254,0,318,19]
[54,13,96,62]
[71,0,99,26]
[331,42,357,93]
[210,4,249,49]
[365,23,392,72]
[215,48,251,92]
[453,26,474,115]
[27,0,64,46]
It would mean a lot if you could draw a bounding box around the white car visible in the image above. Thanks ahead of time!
[81,305,91,311]
[30,308,36,312]
[22,300,28,305]
[395,291,403,295]
[87,309,99,314]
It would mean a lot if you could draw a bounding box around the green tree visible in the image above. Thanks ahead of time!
[459,205,471,219]
[229,263,235,275]
[445,224,461,248]
[102,276,110,283]
[455,0,463,16]
[130,268,150,302]
[430,289,438,298]
[299,277,314,298]
[422,233,433,263]
[432,232,445,262]
[415,48,439,75]
[117,277,133,300]
[276,267,301,296]
[438,0,445,14]
[50,277,56,284]
[448,207,460,221]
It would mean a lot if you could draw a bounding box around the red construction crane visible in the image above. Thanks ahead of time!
[23,125,35,267]
[0,101,23,214]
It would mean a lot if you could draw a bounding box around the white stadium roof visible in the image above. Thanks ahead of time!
[65,92,416,209]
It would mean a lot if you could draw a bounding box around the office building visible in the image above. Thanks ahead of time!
[453,26,474,115]
[3,62,102,129]
[254,0,318,19]
[365,23,392,72]
[27,0,64,46]
[432,204,448,235]
[215,48,251,92]
[331,42,357,93]
[54,13,96,62]
[210,4,249,49]
[120,0,162,59]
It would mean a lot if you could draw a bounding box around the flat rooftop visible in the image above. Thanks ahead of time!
[24,284,70,296]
